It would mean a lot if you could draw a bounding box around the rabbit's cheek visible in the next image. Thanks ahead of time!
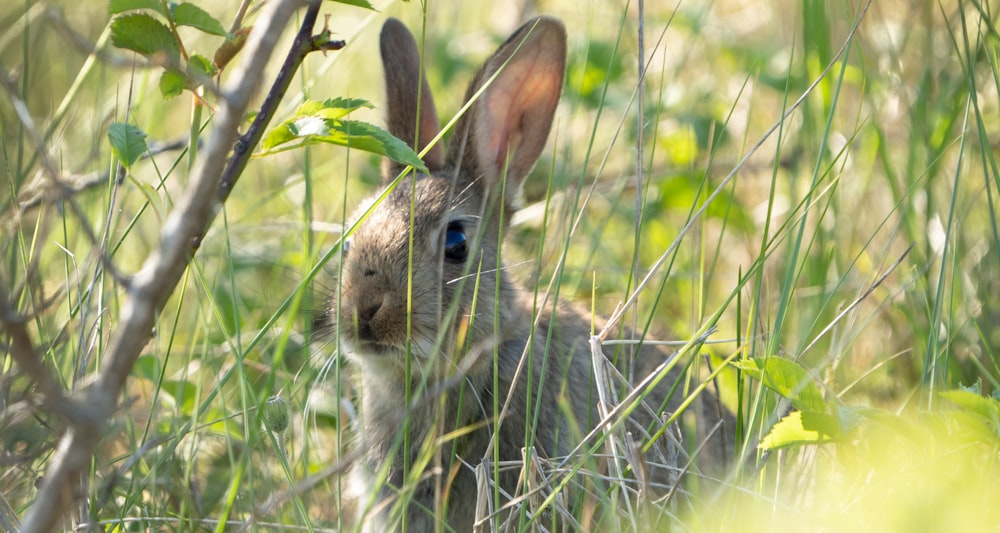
[410,337,437,361]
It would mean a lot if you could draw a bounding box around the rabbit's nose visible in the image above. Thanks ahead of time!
[355,302,382,342]
[358,302,380,323]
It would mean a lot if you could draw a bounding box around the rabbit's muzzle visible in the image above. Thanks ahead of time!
[342,292,400,352]
[354,302,381,342]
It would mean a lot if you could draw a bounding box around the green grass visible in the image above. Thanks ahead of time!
[1,0,999,531]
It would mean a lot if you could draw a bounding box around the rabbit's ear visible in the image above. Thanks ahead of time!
[450,17,566,206]
[380,18,444,179]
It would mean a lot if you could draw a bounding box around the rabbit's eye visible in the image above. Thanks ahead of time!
[444,222,468,263]
[342,237,351,255]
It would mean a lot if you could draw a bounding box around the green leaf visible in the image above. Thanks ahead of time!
[261,119,426,173]
[187,53,218,79]
[126,174,165,219]
[134,354,162,381]
[733,356,828,413]
[159,55,216,98]
[108,122,149,168]
[110,13,179,60]
[173,3,228,37]
[760,410,839,450]
[940,389,1000,427]
[326,0,377,10]
[290,116,330,137]
[259,99,425,172]
[159,69,185,99]
[211,284,238,335]
[108,0,166,16]
[294,97,374,120]
[162,379,199,413]
[799,409,841,435]
[336,120,427,172]
[261,122,296,151]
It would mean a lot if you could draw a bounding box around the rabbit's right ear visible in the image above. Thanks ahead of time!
[380,18,444,179]
[450,17,566,209]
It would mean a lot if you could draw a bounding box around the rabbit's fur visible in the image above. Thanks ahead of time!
[320,16,731,532]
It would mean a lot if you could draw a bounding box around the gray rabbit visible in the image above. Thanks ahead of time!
[319,16,731,532]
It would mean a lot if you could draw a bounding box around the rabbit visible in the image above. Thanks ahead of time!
[318,15,732,532]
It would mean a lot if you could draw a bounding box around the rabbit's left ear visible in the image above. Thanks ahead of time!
[451,17,566,203]
[381,18,445,179]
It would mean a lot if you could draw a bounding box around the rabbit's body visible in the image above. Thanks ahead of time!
[349,289,600,531]
[322,16,728,531]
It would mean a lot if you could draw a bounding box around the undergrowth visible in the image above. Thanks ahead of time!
[1,0,998,531]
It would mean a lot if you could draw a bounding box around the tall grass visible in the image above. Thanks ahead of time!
[1,0,997,531]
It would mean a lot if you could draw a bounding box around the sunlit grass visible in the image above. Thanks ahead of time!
[1,0,997,530]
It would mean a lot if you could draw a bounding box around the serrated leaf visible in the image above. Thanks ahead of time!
[159,69,185,99]
[261,123,297,151]
[295,97,374,120]
[290,116,330,137]
[108,0,166,16]
[940,389,1000,426]
[959,379,982,394]
[260,99,425,172]
[173,3,228,37]
[336,120,427,172]
[187,53,218,78]
[110,13,179,60]
[799,409,842,435]
[760,410,839,450]
[733,356,828,413]
[108,122,149,168]
[326,0,377,10]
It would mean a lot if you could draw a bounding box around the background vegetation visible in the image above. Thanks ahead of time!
[1,0,998,530]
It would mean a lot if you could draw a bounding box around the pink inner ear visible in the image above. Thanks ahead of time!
[420,106,444,169]
[476,42,564,182]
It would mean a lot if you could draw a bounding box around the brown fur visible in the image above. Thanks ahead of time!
[319,17,731,532]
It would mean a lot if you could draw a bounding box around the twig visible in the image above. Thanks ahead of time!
[8,137,190,218]
[18,1,328,531]
[0,287,66,408]
[217,7,344,203]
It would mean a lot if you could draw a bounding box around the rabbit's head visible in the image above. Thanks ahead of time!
[326,17,566,379]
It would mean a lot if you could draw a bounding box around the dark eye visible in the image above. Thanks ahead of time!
[444,222,468,263]
[342,237,351,255]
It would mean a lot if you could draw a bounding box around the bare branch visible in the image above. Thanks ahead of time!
[18,1,322,531]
